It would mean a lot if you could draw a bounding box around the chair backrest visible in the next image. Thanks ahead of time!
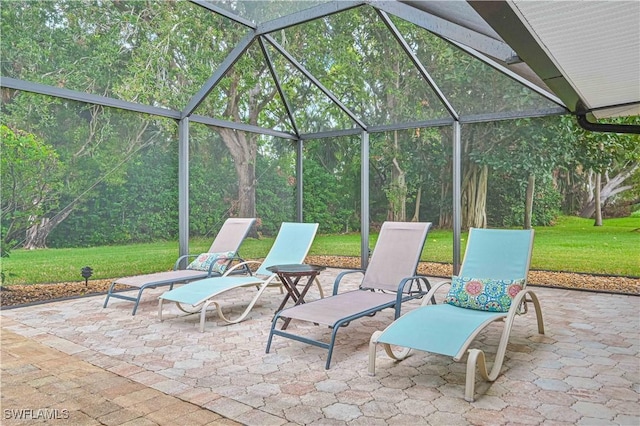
[255,222,319,276]
[208,218,256,253]
[361,221,432,292]
[460,228,534,280]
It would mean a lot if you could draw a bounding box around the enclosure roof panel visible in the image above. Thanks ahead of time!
[3,0,637,135]
[206,0,334,25]
[471,0,640,120]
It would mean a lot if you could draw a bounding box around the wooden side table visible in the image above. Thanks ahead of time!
[267,264,326,329]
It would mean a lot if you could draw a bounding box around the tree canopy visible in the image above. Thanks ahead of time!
[1,0,637,251]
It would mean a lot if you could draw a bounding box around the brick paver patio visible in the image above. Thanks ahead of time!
[1,268,638,425]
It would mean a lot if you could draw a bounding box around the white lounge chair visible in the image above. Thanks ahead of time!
[158,222,319,332]
[368,228,544,401]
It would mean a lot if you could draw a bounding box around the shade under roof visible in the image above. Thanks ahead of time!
[471,0,640,120]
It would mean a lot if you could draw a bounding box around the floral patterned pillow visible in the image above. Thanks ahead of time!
[444,276,525,312]
[186,251,235,275]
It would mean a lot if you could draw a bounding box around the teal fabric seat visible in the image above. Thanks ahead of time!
[368,228,545,402]
[158,222,319,332]
[375,304,507,358]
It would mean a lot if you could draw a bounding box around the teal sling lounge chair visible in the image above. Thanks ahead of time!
[158,222,319,332]
[368,228,544,402]
[103,217,256,315]
[267,221,433,369]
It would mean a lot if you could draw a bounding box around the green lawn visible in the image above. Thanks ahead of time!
[1,216,638,286]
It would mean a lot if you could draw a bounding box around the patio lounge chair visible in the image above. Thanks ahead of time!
[266,221,433,369]
[103,217,256,315]
[158,222,319,332]
[368,228,544,402]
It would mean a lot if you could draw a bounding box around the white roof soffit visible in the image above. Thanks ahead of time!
[470,0,640,120]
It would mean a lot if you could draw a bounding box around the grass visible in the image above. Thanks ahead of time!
[1,216,638,286]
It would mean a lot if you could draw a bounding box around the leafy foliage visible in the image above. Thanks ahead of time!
[0,125,64,251]
[487,172,562,227]
[1,0,637,257]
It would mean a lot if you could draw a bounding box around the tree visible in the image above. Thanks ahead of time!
[303,136,362,233]
[560,116,640,224]
[8,0,628,249]
[393,18,567,229]
[0,125,64,249]
[2,1,168,247]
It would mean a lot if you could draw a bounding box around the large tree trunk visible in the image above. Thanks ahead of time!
[24,205,73,249]
[216,127,258,236]
[579,163,638,218]
[410,187,421,222]
[594,172,602,226]
[388,155,407,221]
[439,160,452,228]
[386,66,407,222]
[459,124,488,230]
[462,163,488,229]
[212,71,276,238]
[524,173,535,229]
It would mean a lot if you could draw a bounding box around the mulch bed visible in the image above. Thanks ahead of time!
[1,256,638,308]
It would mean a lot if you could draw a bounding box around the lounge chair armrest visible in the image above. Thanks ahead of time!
[204,254,243,276]
[223,259,261,276]
[333,269,365,295]
[391,275,433,318]
[419,279,451,306]
[225,256,251,276]
[173,254,198,270]
[396,275,432,295]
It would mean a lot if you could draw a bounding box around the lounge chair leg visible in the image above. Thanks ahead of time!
[465,349,481,402]
[368,331,413,377]
[468,345,505,400]
[315,277,324,299]
[200,300,214,332]
[368,331,382,375]
[131,291,143,316]
[216,281,269,324]
[325,323,343,369]
[469,288,545,401]
[382,343,412,361]
[103,281,117,308]
[465,290,539,402]
[176,302,203,314]
[266,316,280,354]
[527,290,545,335]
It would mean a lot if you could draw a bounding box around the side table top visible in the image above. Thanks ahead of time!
[266,264,326,274]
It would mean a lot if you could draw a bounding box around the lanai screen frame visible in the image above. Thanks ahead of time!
[1,0,568,272]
